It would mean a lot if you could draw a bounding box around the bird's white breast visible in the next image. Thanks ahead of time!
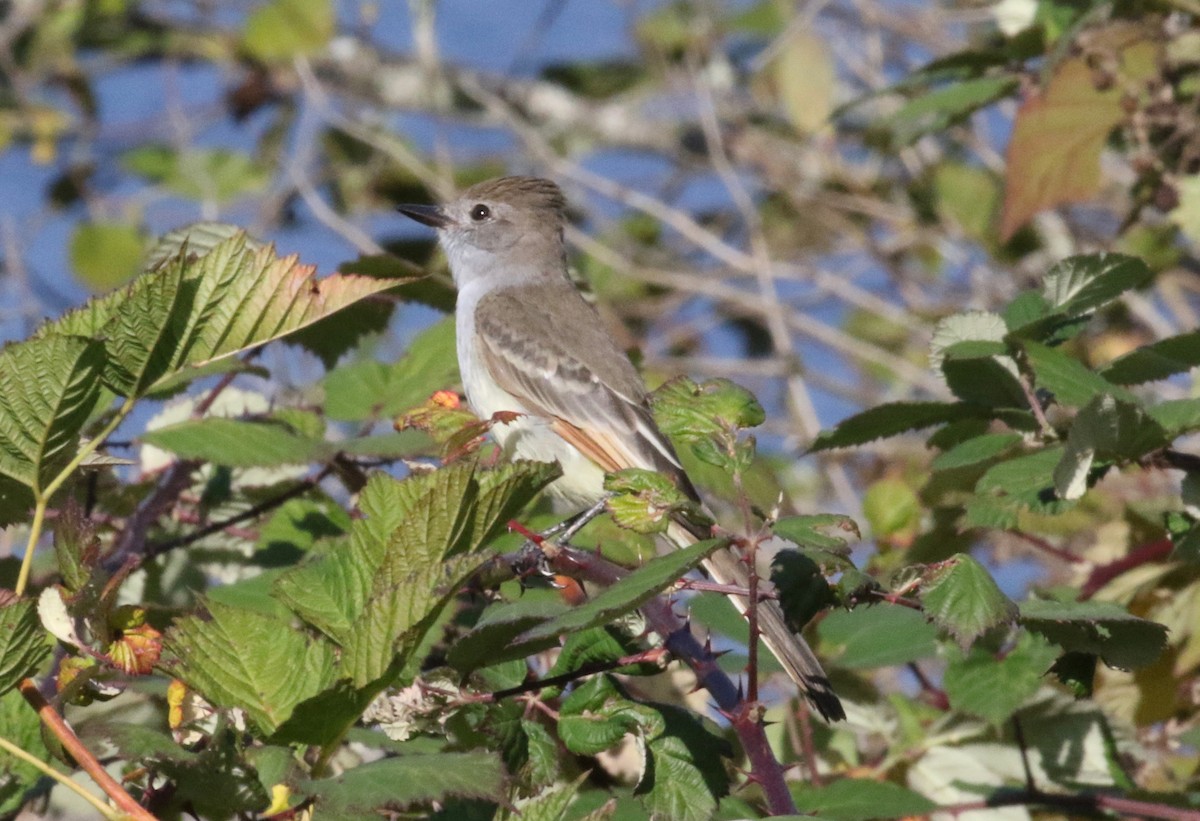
[455,280,607,510]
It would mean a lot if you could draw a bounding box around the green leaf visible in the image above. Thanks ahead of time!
[48,232,407,397]
[884,75,1018,145]
[559,676,641,756]
[164,600,336,735]
[1053,395,1169,500]
[546,627,654,681]
[929,310,1008,370]
[243,0,334,62]
[514,538,726,645]
[943,631,1059,724]
[604,468,696,535]
[302,752,506,813]
[977,446,1063,507]
[1148,398,1200,437]
[446,597,567,674]
[0,688,51,815]
[810,402,984,451]
[69,221,145,291]
[141,417,327,467]
[791,778,937,821]
[0,334,105,493]
[1100,329,1200,385]
[497,774,588,821]
[920,554,1018,647]
[466,460,562,553]
[940,341,1026,408]
[1041,254,1153,318]
[652,376,764,436]
[862,477,920,541]
[1022,340,1135,407]
[322,318,459,421]
[932,432,1022,471]
[640,707,729,821]
[818,605,938,668]
[0,599,50,693]
[772,513,858,571]
[1020,598,1168,669]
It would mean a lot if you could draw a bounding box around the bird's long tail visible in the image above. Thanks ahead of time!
[667,520,846,722]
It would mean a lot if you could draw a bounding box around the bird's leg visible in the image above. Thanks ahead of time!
[547,497,609,543]
[509,497,610,583]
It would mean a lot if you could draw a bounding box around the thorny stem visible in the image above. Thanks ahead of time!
[16,396,136,597]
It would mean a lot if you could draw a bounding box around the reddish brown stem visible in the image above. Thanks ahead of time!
[19,678,156,820]
[1080,538,1173,600]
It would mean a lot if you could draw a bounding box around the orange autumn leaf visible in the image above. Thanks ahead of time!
[1000,40,1159,240]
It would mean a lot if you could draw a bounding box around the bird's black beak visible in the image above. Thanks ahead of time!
[397,203,452,229]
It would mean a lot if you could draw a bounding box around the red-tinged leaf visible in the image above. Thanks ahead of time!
[1000,40,1158,240]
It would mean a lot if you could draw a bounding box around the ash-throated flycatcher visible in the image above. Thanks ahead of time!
[399,176,845,721]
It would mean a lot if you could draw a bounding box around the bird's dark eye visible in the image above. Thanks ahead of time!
[470,204,491,221]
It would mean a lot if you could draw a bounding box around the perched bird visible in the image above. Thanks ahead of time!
[399,176,845,721]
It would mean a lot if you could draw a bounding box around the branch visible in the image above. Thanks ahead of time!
[505,542,800,817]
[19,678,156,821]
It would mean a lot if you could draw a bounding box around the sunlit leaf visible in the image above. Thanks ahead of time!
[1000,42,1159,239]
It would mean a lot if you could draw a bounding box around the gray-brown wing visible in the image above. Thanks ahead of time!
[474,283,696,498]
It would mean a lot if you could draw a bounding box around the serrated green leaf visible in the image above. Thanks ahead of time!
[1053,395,1169,500]
[605,468,693,535]
[521,718,561,787]
[920,554,1017,647]
[1023,340,1135,407]
[653,377,765,436]
[977,446,1063,506]
[467,460,561,554]
[0,600,50,693]
[818,605,938,668]
[546,627,650,682]
[515,538,726,645]
[791,778,937,820]
[47,232,408,398]
[303,752,506,813]
[932,432,1023,471]
[773,513,858,571]
[944,631,1059,724]
[1020,598,1168,669]
[164,600,336,735]
[558,675,639,755]
[640,707,729,821]
[498,774,587,821]
[0,334,105,493]
[1100,329,1200,385]
[810,402,984,451]
[941,342,1026,408]
[1042,254,1153,317]
[929,310,1008,369]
